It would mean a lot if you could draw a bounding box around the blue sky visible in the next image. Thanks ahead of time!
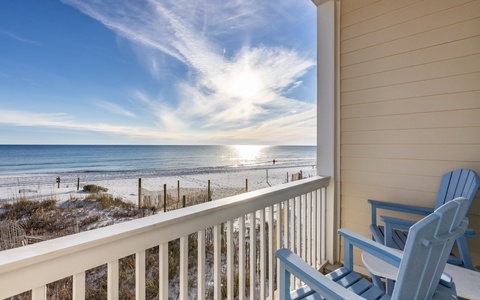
[0,0,317,145]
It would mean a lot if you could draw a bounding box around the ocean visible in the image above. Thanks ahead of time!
[0,145,316,187]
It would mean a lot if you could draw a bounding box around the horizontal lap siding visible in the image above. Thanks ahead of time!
[339,0,480,268]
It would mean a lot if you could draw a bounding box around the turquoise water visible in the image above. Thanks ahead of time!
[0,145,316,186]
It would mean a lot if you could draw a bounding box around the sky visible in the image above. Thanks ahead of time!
[0,0,317,145]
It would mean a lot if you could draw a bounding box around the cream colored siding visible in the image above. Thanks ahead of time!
[339,0,480,267]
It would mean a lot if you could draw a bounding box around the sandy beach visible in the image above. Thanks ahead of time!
[0,165,317,204]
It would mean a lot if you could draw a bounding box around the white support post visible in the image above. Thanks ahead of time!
[315,0,340,265]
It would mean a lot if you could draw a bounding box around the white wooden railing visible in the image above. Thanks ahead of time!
[0,176,330,299]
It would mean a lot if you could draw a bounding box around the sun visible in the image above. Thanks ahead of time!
[230,70,261,99]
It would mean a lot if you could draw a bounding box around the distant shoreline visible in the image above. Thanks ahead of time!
[0,165,317,203]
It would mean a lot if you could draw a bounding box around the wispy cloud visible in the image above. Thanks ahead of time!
[0,108,314,144]
[58,0,316,144]
[0,29,40,45]
[95,100,137,118]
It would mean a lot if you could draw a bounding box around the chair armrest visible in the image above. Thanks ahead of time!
[380,215,416,230]
[338,228,402,270]
[381,217,475,246]
[276,248,364,300]
[362,251,454,288]
[465,228,475,238]
[368,199,433,227]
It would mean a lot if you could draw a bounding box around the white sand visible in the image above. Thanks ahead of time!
[0,166,317,204]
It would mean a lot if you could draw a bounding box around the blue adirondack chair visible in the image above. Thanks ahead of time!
[276,197,469,300]
[369,168,479,269]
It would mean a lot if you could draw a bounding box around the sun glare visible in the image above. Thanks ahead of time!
[232,145,266,161]
[230,71,261,99]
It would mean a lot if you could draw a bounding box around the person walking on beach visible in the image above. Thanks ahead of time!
[273,159,276,165]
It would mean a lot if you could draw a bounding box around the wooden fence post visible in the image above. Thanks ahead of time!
[163,184,167,213]
[74,217,79,233]
[246,179,248,192]
[177,180,180,202]
[138,178,142,208]
[77,177,80,191]
[182,195,186,208]
[208,180,211,201]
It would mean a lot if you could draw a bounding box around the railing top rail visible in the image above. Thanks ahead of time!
[0,175,329,298]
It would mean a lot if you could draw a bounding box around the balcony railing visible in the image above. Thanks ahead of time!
[0,176,330,299]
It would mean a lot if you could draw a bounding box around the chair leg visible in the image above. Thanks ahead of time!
[370,271,394,295]
[279,263,291,300]
[386,279,395,295]
[456,236,473,270]
[370,273,385,292]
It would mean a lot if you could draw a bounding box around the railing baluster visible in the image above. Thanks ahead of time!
[321,188,326,262]
[250,212,256,300]
[302,194,307,261]
[316,189,321,264]
[213,224,221,300]
[307,192,312,266]
[312,190,317,267]
[227,220,234,299]
[108,260,119,300]
[260,208,266,299]
[283,200,289,250]
[159,243,168,299]
[73,271,85,300]
[268,205,274,299]
[31,286,46,300]
[277,202,283,294]
[288,198,295,289]
[198,229,205,300]
[290,198,295,252]
[294,196,302,256]
[135,250,145,300]
[180,235,188,300]
[239,216,246,300]
[295,196,301,288]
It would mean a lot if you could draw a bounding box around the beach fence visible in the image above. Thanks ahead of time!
[137,178,248,212]
[138,180,214,212]
[137,178,247,246]
[291,170,303,182]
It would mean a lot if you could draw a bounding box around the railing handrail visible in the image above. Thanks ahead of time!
[0,175,329,299]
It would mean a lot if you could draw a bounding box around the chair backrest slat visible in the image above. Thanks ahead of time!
[393,198,469,300]
[434,169,479,210]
